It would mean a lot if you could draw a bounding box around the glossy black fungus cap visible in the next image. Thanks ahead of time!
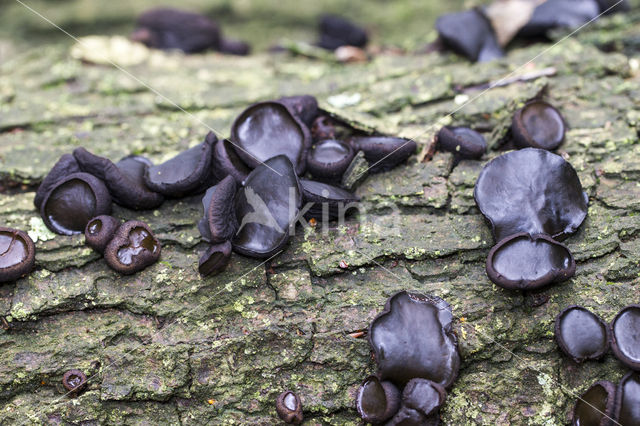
[211,137,250,184]
[0,227,36,283]
[34,154,81,210]
[317,14,368,50]
[356,376,401,424]
[351,136,417,174]
[275,391,303,424]
[72,148,164,210]
[230,101,311,175]
[198,241,231,277]
[311,115,336,141]
[555,305,609,363]
[300,179,359,220]
[512,101,566,151]
[402,378,446,418]
[517,0,599,39]
[277,95,319,127]
[386,406,440,426]
[62,369,87,395]
[132,8,220,53]
[198,176,238,244]
[144,132,217,197]
[232,156,302,258]
[474,148,588,241]
[572,381,617,426]
[41,172,112,235]
[306,139,354,181]
[369,291,460,389]
[437,126,487,160]
[486,232,575,291]
[103,221,161,275]
[436,8,503,62]
[617,372,640,426]
[610,305,640,370]
[84,215,121,254]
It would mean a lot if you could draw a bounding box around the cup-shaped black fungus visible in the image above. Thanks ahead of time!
[198,241,231,277]
[299,179,359,220]
[41,172,112,235]
[402,378,447,418]
[356,376,401,424]
[306,139,354,181]
[386,407,440,426]
[144,133,217,197]
[351,136,417,174]
[572,381,617,426]
[610,305,640,370]
[474,148,588,241]
[275,391,303,424]
[0,227,35,283]
[517,1,599,39]
[317,14,368,50]
[436,8,503,62]
[211,137,250,184]
[198,176,238,244]
[232,156,302,258]
[437,127,487,160]
[103,221,160,275]
[230,101,311,175]
[277,95,319,127]
[62,369,87,396]
[512,101,566,151]
[486,232,575,291]
[72,148,164,210]
[132,8,220,53]
[84,215,121,254]
[311,115,336,141]
[369,291,460,389]
[34,154,81,210]
[617,372,640,426]
[555,306,610,363]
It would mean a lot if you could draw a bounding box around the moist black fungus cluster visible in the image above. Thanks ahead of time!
[356,291,460,424]
[572,373,640,426]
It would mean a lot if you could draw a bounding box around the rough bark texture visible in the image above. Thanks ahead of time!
[1,4,640,425]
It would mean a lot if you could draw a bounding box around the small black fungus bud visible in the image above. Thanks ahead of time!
[437,126,486,160]
[41,172,112,235]
[144,132,217,197]
[572,381,617,426]
[34,154,81,210]
[277,95,319,127]
[198,176,238,244]
[0,227,36,283]
[230,101,311,175]
[306,139,354,181]
[198,241,232,277]
[317,14,368,50]
[555,306,609,363]
[62,369,87,396]
[351,136,417,174]
[84,215,122,254]
[275,390,303,424]
[103,221,161,275]
[511,100,566,151]
[610,305,640,371]
[356,376,401,424]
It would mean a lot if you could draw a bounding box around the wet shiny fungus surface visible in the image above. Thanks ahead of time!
[618,372,640,426]
[611,305,640,370]
[0,227,35,283]
[555,306,609,363]
[512,100,566,150]
[356,376,400,424]
[572,381,616,426]
[104,221,160,274]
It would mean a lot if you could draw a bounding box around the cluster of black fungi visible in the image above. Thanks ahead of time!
[355,291,460,425]
[22,94,416,279]
[554,305,640,425]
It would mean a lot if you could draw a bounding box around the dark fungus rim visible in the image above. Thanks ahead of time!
[572,380,617,426]
[275,390,303,424]
[610,304,640,371]
[62,369,88,394]
[0,227,36,283]
[306,139,355,180]
[355,375,401,424]
[512,100,566,150]
[103,220,161,275]
[554,305,610,363]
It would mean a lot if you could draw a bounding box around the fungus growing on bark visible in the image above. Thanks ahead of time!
[299,179,358,220]
[198,176,238,244]
[311,115,336,141]
[0,227,35,283]
[386,378,446,425]
[84,215,121,254]
[62,369,87,396]
[486,232,575,290]
[277,95,319,127]
[572,381,617,426]
[34,154,81,210]
[275,391,303,424]
[232,156,301,258]
[512,100,566,150]
[351,136,417,174]
[610,305,640,371]
[317,14,368,50]
[211,137,250,184]
[198,241,231,277]
[72,148,164,210]
[103,221,160,274]
[617,372,640,426]
[230,101,311,175]
[437,126,487,160]
[555,305,610,363]
[144,132,217,197]
[436,8,504,62]
[356,376,401,424]
[41,172,112,235]
[369,291,460,389]
[306,139,354,181]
